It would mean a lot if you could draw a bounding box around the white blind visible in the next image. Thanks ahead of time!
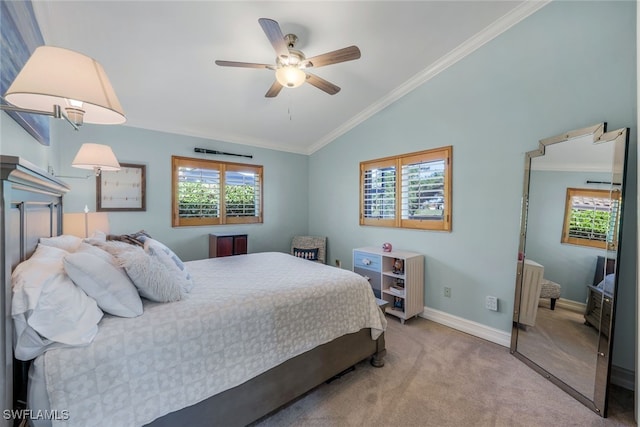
[363,166,396,219]
[401,159,445,220]
[225,170,261,218]
[177,166,220,219]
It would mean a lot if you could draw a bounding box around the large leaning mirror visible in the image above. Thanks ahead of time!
[510,123,629,416]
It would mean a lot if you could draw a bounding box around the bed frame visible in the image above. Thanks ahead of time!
[0,156,386,427]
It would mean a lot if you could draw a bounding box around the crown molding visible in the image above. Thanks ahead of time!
[307,0,551,155]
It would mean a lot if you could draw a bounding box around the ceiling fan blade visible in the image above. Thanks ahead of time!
[215,60,271,69]
[258,18,289,59]
[305,73,340,95]
[265,81,283,98]
[304,46,361,68]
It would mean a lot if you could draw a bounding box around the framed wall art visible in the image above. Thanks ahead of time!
[97,163,146,211]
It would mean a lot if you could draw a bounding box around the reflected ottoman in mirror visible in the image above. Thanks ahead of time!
[510,123,629,417]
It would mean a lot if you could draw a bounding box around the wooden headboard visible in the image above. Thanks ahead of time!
[0,156,69,426]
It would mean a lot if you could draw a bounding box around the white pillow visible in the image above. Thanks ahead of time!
[11,245,103,360]
[64,252,143,318]
[143,238,194,293]
[76,242,117,264]
[39,235,82,252]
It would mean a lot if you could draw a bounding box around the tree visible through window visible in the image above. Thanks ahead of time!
[360,146,452,231]
[172,156,262,226]
[561,187,620,250]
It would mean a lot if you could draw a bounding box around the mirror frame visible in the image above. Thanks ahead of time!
[510,123,629,416]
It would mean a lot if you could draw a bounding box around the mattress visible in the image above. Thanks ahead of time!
[29,252,386,427]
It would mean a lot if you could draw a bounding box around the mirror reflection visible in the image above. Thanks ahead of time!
[512,124,628,415]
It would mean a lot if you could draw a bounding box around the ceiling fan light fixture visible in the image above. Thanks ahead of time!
[275,66,306,88]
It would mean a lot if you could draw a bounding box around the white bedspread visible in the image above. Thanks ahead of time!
[41,252,386,427]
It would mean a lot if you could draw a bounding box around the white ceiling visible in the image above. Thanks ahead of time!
[33,1,547,155]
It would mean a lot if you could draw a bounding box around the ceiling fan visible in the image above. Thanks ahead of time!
[215,18,361,98]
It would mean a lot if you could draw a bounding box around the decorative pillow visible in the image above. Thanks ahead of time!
[293,247,319,261]
[11,244,103,360]
[39,234,83,252]
[143,238,194,293]
[94,242,183,303]
[107,230,152,247]
[64,252,143,318]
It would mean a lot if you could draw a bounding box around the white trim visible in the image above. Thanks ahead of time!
[421,306,511,348]
[306,0,551,155]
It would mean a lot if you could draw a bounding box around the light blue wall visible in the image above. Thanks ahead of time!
[527,170,610,303]
[52,122,309,261]
[309,1,637,371]
[0,113,56,171]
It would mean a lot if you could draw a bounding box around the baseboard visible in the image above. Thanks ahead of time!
[554,298,586,313]
[610,365,635,391]
[421,306,511,348]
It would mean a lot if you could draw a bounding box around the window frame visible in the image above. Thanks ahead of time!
[360,146,452,231]
[172,156,263,227]
[560,187,620,250]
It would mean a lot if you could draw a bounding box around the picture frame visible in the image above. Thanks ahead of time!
[97,163,146,211]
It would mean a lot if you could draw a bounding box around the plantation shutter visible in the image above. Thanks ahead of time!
[224,164,263,224]
[399,147,451,231]
[360,158,398,227]
[173,157,221,226]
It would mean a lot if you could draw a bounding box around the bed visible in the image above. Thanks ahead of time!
[0,156,386,427]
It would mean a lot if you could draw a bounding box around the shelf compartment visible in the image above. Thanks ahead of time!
[382,289,405,298]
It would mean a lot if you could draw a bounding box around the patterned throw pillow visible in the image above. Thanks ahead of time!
[293,247,319,261]
[143,238,194,293]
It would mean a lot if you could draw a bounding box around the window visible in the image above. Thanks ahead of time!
[172,156,263,227]
[561,187,621,250]
[360,146,452,231]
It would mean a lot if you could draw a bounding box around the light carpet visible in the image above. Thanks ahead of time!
[255,316,634,427]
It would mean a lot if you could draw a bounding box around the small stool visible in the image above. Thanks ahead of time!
[540,279,561,310]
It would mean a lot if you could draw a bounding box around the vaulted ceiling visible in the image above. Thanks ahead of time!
[33,1,547,154]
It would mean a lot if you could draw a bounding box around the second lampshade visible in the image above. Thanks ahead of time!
[72,143,120,176]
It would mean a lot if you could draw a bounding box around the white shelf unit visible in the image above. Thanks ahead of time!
[353,247,424,324]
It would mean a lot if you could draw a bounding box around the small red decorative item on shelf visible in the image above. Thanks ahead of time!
[382,242,392,252]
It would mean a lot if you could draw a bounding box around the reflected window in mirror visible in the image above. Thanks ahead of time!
[561,187,621,250]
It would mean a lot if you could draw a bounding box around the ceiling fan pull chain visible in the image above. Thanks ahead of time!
[288,93,293,121]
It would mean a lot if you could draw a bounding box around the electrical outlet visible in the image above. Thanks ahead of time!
[485,296,498,311]
[335,259,341,268]
[444,287,451,298]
